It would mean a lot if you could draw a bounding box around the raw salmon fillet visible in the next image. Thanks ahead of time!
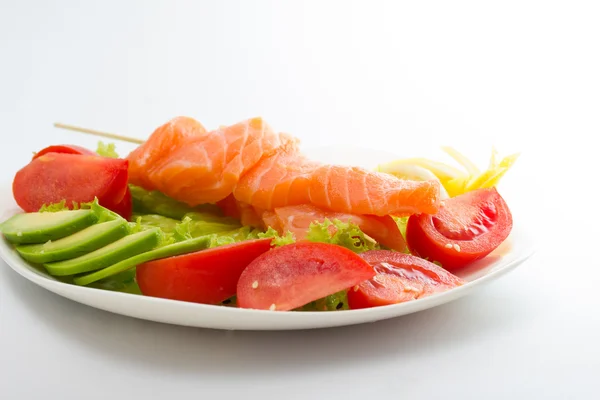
[127,116,296,206]
[235,152,440,216]
[234,147,321,210]
[217,194,265,228]
[265,204,407,252]
[308,165,440,216]
[127,116,207,190]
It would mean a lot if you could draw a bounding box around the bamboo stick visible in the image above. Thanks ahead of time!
[53,122,145,144]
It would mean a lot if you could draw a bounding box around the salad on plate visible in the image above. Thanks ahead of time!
[0,116,518,312]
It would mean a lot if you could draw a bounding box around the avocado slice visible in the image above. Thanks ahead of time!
[16,219,129,264]
[44,228,162,276]
[73,234,215,286]
[1,210,98,244]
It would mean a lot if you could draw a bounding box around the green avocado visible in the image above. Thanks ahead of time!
[44,228,162,276]
[73,234,215,286]
[1,210,98,244]
[16,219,129,264]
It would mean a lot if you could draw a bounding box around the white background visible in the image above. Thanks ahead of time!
[1,1,599,399]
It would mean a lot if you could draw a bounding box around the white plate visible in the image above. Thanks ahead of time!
[0,146,535,331]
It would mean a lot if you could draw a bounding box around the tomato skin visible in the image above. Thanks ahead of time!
[406,187,512,272]
[32,145,96,159]
[347,250,464,309]
[13,153,129,213]
[237,242,376,311]
[216,194,241,219]
[136,238,273,305]
[106,186,132,221]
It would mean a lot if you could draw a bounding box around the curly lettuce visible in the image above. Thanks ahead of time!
[96,141,119,158]
[296,291,349,311]
[257,227,295,246]
[306,218,378,253]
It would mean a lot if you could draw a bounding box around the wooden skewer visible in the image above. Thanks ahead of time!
[53,122,145,145]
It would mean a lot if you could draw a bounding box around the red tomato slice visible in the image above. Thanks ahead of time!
[106,186,132,221]
[216,194,241,219]
[13,153,129,212]
[347,250,464,309]
[136,238,273,305]
[237,242,376,311]
[406,187,512,272]
[32,144,96,160]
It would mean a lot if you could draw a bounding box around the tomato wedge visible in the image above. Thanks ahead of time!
[136,238,273,305]
[406,187,512,271]
[237,242,375,311]
[32,144,96,159]
[347,250,464,309]
[107,186,132,221]
[13,153,129,213]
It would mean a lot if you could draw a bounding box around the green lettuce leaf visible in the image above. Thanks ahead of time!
[296,291,349,311]
[87,269,142,295]
[306,218,378,253]
[393,216,409,240]
[38,200,70,212]
[257,227,295,246]
[96,141,119,158]
[38,198,121,223]
[129,185,224,220]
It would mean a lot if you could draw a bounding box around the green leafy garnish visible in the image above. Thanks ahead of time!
[39,200,70,212]
[129,185,224,220]
[257,227,295,246]
[88,269,142,295]
[96,141,119,158]
[393,216,409,241]
[38,198,120,223]
[306,218,378,253]
[297,291,349,311]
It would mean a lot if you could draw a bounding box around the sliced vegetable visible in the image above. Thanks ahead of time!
[44,228,161,276]
[135,238,273,305]
[32,144,96,159]
[73,233,218,285]
[16,219,129,263]
[129,184,224,220]
[88,269,142,295]
[106,186,132,221]
[237,242,375,311]
[306,218,379,254]
[0,209,98,244]
[13,153,129,215]
[347,250,465,309]
[378,147,519,197]
[406,187,512,271]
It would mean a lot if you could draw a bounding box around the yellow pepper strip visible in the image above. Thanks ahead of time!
[377,147,519,198]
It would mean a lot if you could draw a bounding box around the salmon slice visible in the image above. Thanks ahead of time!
[265,204,407,253]
[309,165,440,216]
[127,117,297,206]
[261,210,282,232]
[127,116,207,190]
[216,194,265,228]
[236,152,440,216]
[234,148,321,210]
